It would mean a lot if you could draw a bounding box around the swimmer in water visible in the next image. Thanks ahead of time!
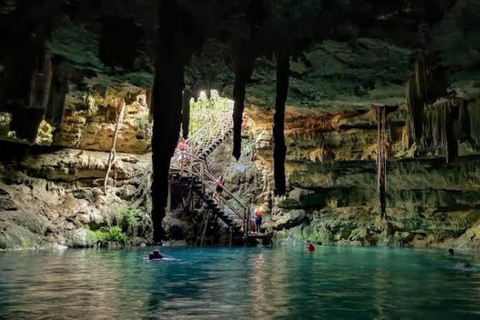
[306,241,315,252]
[149,249,163,260]
[448,248,455,256]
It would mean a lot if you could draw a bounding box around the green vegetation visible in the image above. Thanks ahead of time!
[86,206,150,246]
[137,109,152,134]
[122,71,154,88]
[247,39,411,108]
[46,24,411,106]
[87,226,127,244]
[47,26,104,70]
[47,26,154,89]
[189,96,233,135]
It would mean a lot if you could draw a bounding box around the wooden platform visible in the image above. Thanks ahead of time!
[245,233,273,246]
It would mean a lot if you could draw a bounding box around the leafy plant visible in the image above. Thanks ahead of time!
[121,207,140,236]
[137,110,152,134]
[189,96,233,135]
[87,226,127,244]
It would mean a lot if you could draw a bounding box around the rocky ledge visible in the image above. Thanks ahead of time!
[244,103,480,251]
[0,146,152,250]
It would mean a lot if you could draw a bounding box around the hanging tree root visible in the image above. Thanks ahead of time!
[377,106,388,220]
[104,100,126,193]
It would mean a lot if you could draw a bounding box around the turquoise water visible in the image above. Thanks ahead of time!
[0,244,479,319]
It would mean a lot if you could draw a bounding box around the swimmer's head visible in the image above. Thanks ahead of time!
[448,248,454,255]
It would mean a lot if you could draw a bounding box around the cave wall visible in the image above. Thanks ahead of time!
[247,103,480,249]
[0,145,152,250]
[0,84,152,154]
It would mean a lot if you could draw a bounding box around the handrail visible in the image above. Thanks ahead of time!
[166,107,248,230]
[171,152,249,211]
[171,109,234,170]
[170,149,249,225]
[203,170,249,210]
[202,183,245,221]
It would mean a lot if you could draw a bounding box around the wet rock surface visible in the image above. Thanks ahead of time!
[0,148,152,250]
[247,105,480,250]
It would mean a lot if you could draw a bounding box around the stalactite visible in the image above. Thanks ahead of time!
[320,135,335,161]
[401,126,410,151]
[182,88,192,139]
[469,100,480,146]
[445,102,458,163]
[8,51,53,142]
[146,89,153,123]
[377,106,387,220]
[151,0,195,242]
[406,75,424,143]
[232,49,255,160]
[421,106,432,147]
[415,55,428,101]
[3,0,59,142]
[431,105,441,147]
[46,56,69,127]
[456,98,470,141]
[422,99,459,163]
[273,52,290,196]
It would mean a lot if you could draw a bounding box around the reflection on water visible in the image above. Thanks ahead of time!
[1,245,480,319]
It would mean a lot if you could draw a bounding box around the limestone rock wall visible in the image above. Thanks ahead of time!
[53,87,152,154]
[0,85,152,155]
[247,105,480,250]
[0,146,152,250]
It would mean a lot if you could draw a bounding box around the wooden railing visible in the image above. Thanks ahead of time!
[168,108,251,236]
[171,108,234,170]
[173,154,249,231]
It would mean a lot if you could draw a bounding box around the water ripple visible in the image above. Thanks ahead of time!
[1,246,480,319]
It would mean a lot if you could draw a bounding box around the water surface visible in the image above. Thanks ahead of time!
[0,244,479,319]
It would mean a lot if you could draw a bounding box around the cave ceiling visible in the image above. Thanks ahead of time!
[0,0,478,112]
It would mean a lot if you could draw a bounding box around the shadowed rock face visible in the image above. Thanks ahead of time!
[0,144,153,250]
[0,0,479,248]
[242,103,480,248]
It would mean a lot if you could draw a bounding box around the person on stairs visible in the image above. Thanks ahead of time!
[254,207,264,234]
[177,137,188,175]
[212,175,224,204]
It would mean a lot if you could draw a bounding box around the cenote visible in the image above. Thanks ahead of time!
[2,1,480,319]
[1,245,480,319]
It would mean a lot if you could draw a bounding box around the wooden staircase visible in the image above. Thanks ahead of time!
[197,128,233,160]
[170,110,248,239]
[190,178,242,234]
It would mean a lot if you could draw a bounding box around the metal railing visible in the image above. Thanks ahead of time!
[167,108,252,236]
[171,153,250,235]
[172,153,249,226]
[171,109,234,171]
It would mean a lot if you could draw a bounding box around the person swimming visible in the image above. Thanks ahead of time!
[149,249,163,260]
[306,241,315,252]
